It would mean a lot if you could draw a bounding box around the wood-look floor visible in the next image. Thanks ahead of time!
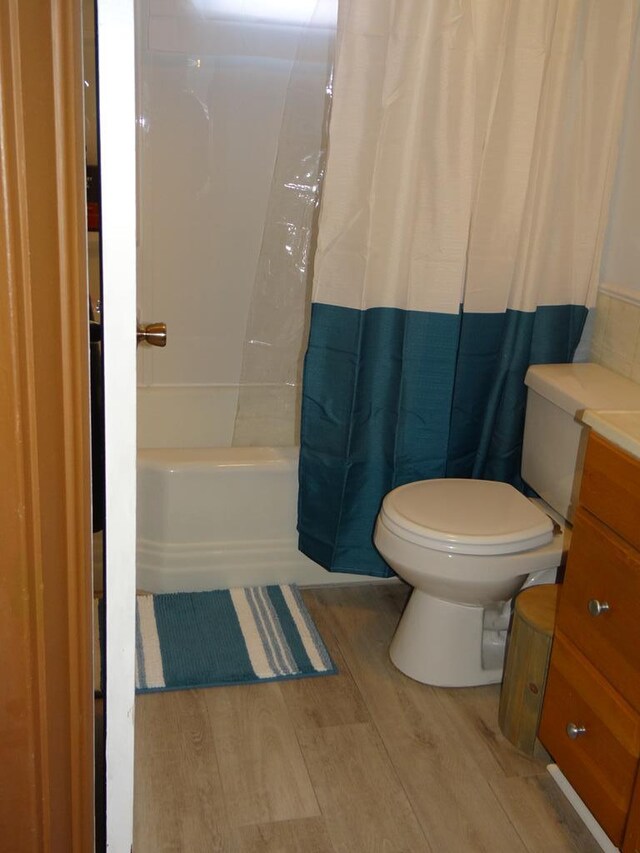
[133,584,600,852]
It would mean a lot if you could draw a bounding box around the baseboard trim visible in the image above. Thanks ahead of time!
[546,764,619,852]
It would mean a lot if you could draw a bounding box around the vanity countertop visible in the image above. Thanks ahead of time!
[581,409,640,461]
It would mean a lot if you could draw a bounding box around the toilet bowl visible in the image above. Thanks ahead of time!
[374,479,563,686]
[373,363,640,688]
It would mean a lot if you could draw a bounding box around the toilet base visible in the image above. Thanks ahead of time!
[390,588,504,687]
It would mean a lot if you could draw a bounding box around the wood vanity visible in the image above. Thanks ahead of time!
[539,428,640,850]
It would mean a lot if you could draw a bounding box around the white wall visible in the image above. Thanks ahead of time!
[591,21,640,379]
[136,3,334,395]
[600,18,640,297]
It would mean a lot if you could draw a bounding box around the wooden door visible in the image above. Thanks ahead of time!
[0,1,94,851]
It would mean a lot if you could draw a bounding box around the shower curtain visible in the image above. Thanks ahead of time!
[298,0,639,577]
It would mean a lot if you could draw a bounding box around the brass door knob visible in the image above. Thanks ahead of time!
[137,321,167,348]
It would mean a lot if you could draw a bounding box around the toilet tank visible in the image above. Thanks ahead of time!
[522,363,640,522]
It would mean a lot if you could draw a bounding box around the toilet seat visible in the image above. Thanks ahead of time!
[379,479,553,556]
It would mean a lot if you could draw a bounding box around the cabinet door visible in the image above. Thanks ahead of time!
[580,433,640,551]
[539,634,640,847]
[557,507,640,713]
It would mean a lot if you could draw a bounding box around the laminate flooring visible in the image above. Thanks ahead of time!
[133,584,600,853]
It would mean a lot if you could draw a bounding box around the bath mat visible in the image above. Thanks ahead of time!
[95,584,336,694]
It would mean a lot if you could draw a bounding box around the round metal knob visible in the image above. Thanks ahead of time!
[137,321,167,348]
[566,723,587,739]
[587,599,610,617]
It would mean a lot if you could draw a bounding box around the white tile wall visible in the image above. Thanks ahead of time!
[594,23,640,381]
[591,290,640,383]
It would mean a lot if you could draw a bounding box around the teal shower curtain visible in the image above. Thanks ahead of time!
[297,0,638,577]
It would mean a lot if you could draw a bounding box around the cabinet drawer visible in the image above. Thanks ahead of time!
[557,507,640,712]
[539,634,640,847]
[580,433,640,551]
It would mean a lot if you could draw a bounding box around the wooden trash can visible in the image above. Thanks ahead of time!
[499,584,559,755]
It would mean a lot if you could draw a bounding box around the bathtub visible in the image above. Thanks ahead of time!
[136,387,378,592]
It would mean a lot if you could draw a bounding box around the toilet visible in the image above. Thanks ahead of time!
[374,362,640,688]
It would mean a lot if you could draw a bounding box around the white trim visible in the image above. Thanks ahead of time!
[96,1,137,851]
[136,537,394,593]
[546,764,619,852]
[598,282,640,307]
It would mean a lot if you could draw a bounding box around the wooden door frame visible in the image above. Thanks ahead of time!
[0,2,94,850]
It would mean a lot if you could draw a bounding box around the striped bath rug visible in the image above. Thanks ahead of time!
[96,584,336,693]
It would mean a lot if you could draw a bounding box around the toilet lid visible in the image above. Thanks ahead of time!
[379,479,554,555]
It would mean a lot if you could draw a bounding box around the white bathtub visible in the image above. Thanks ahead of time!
[137,443,381,592]
[136,385,390,591]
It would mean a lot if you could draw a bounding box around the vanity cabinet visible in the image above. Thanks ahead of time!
[539,432,640,849]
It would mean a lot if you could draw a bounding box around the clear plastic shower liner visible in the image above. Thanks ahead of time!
[232,0,337,446]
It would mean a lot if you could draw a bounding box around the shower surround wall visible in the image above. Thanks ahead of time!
[136,3,335,448]
[133,3,374,591]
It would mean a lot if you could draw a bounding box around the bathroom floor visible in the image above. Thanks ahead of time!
[133,584,599,852]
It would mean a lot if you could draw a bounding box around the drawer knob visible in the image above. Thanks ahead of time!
[566,723,587,739]
[587,599,610,617]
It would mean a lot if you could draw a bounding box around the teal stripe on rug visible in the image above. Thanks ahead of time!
[135,584,336,694]
[151,590,253,690]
